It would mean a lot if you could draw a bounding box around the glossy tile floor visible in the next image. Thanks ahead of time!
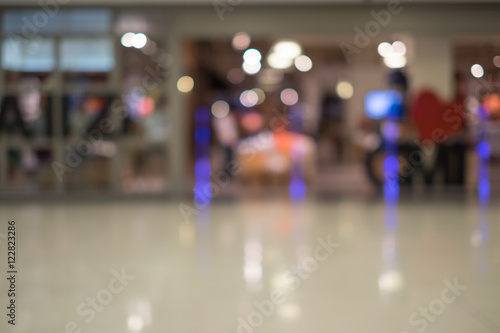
[1,197,499,333]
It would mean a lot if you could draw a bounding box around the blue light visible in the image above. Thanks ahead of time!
[195,106,211,123]
[384,156,399,175]
[476,141,491,160]
[195,127,211,143]
[365,90,403,120]
[289,179,307,200]
[194,159,211,179]
[384,156,399,202]
[383,122,400,142]
[194,180,211,207]
[479,179,490,204]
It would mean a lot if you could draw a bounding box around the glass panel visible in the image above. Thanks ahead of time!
[60,37,114,72]
[2,9,112,35]
[2,37,55,72]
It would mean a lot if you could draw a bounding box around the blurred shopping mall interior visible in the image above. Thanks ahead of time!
[0,1,500,333]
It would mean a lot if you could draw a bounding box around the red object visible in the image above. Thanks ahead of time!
[411,90,466,142]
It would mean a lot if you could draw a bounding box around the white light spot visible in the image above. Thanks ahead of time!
[132,33,147,49]
[242,61,261,75]
[378,270,403,293]
[127,315,144,332]
[272,40,302,60]
[267,53,293,69]
[177,76,194,93]
[232,32,251,50]
[243,48,262,64]
[377,42,392,57]
[121,32,135,48]
[211,100,230,118]
[471,64,484,78]
[280,88,299,106]
[392,41,407,56]
[294,55,313,72]
[383,55,407,69]
[336,81,354,100]
[240,90,259,108]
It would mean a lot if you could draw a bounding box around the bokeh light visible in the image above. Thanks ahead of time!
[391,41,407,56]
[243,48,262,64]
[383,55,407,69]
[272,41,302,59]
[240,90,259,107]
[121,32,135,47]
[294,55,313,72]
[132,33,147,49]
[267,53,293,69]
[280,88,299,106]
[336,81,354,100]
[471,64,484,78]
[252,88,266,105]
[232,32,251,50]
[494,55,500,68]
[242,61,261,75]
[377,42,392,57]
[177,76,194,93]
[211,100,230,118]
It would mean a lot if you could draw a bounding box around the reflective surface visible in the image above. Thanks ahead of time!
[0,198,499,333]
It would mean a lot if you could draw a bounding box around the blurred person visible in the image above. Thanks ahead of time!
[0,96,30,138]
[213,108,239,178]
[318,93,344,163]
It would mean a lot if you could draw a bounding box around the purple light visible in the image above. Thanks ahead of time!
[195,106,211,123]
[384,156,399,202]
[479,179,490,204]
[289,179,307,200]
[383,122,400,142]
[194,159,211,179]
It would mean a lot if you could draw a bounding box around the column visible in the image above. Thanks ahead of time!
[409,34,454,101]
[166,29,188,198]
